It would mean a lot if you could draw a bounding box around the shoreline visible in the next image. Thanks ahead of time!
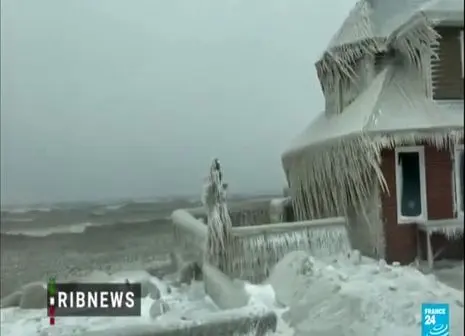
[0,220,174,298]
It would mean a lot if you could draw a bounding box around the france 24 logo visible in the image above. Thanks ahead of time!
[421,303,449,336]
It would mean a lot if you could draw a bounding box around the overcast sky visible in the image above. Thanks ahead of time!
[1,0,355,205]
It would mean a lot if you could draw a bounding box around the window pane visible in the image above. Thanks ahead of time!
[460,150,464,211]
[398,152,422,217]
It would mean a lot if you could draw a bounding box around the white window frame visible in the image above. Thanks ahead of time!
[454,144,464,218]
[395,146,428,224]
[460,30,464,78]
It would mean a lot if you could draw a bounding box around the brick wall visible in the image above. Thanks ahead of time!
[381,145,463,264]
[424,145,454,219]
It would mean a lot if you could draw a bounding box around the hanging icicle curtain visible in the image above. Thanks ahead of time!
[283,126,463,222]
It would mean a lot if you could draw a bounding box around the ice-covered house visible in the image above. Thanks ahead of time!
[281,0,464,267]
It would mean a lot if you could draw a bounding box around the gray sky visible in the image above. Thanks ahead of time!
[1,0,355,205]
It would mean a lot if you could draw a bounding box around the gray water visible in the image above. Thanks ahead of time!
[0,198,201,298]
[0,194,276,297]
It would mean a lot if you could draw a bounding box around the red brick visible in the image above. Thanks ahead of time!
[380,145,463,264]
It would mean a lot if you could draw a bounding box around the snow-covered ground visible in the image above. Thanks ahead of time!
[0,273,220,336]
[423,259,464,291]
[266,252,464,336]
[1,254,463,336]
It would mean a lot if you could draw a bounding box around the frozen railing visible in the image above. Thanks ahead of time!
[184,198,277,227]
[228,200,271,227]
[171,200,351,283]
[170,198,273,267]
[227,216,350,282]
[172,209,207,266]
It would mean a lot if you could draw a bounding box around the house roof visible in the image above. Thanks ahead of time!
[283,65,463,157]
[325,0,464,55]
[314,0,457,117]
[287,0,464,157]
[281,0,463,222]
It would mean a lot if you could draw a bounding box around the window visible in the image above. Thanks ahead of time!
[395,146,428,223]
[454,145,464,216]
[461,30,464,78]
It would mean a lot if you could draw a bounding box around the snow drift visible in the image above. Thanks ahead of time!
[268,251,464,336]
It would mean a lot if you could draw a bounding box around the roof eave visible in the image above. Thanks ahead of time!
[427,10,464,26]
[282,125,463,162]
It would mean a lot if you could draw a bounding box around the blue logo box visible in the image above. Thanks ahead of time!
[421,303,449,336]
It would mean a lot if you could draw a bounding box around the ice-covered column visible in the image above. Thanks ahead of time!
[270,197,292,223]
[202,158,233,272]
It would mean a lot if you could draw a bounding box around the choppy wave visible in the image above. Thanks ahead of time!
[0,196,214,240]
[2,222,100,237]
[1,217,35,223]
[1,218,171,239]
[2,196,203,214]
[2,207,51,214]
[104,204,125,211]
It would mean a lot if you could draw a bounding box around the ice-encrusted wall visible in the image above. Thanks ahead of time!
[229,208,269,227]
[187,200,271,228]
[228,201,271,227]
[346,181,385,259]
[226,218,351,283]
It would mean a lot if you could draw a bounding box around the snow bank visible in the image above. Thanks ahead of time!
[268,251,464,336]
[2,254,463,336]
[0,270,277,336]
[0,272,218,336]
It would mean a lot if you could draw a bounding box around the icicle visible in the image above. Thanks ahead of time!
[316,1,439,117]
[229,207,270,227]
[228,223,351,283]
[429,225,464,239]
[283,127,463,221]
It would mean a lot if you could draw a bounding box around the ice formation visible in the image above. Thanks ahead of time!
[429,224,464,239]
[228,222,351,283]
[202,158,233,272]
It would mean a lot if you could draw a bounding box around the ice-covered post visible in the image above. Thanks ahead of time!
[202,158,232,272]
